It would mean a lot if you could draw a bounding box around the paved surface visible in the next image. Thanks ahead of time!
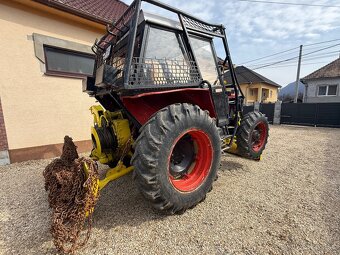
[0,125,339,254]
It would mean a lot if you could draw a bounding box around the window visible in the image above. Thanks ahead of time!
[318,85,338,96]
[145,28,186,60]
[328,85,338,96]
[190,36,219,85]
[44,46,95,77]
[250,89,254,96]
[33,33,95,78]
[143,27,191,85]
[318,86,327,96]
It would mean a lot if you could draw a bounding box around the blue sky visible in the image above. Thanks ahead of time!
[122,0,340,86]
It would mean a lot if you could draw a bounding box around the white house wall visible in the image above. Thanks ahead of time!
[305,77,340,103]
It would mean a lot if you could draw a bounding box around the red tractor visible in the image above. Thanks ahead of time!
[81,0,269,214]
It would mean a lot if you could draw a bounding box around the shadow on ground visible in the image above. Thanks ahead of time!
[92,172,167,231]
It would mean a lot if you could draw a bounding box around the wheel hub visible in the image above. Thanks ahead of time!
[251,122,267,152]
[170,135,195,178]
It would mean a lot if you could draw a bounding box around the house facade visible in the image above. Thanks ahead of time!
[224,66,281,105]
[0,0,127,164]
[302,58,340,103]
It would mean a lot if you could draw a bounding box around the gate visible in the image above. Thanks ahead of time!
[281,103,340,127]
[259,103,274,123]
[242,105,254,115]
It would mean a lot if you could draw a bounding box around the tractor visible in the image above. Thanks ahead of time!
[44,1,269,251]
[81,0,269,214]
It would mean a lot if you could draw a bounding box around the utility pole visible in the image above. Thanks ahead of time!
[294,45,303,103]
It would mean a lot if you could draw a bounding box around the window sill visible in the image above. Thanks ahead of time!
[44,71,92,80]
[317,95,338,97]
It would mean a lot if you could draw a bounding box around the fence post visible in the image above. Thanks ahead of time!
[254,102,260,112]
[273,101,282,125]
[314,103,318,127]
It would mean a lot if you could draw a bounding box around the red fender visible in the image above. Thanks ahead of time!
[121,88,216,125]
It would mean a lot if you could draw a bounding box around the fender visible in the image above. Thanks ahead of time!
[121,88,216,125]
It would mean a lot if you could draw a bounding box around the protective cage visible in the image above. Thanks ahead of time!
[87,0,240,94]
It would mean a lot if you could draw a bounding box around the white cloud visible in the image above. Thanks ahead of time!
[220,1,340,44]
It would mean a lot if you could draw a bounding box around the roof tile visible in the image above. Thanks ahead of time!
[303,58,340,80]
[224,66,281,87]
[34,0,129,24]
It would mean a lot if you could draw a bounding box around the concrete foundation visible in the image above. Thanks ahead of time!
[0,150,10,166]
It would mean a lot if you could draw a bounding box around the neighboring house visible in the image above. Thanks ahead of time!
[301,58,340,103]
[0,0,127,164]
[278,81,304,102]
[224,66,281,105]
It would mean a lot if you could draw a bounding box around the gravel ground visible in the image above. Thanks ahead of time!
[0,125,339,255]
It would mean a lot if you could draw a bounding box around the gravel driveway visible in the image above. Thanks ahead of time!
[0,125,339,255]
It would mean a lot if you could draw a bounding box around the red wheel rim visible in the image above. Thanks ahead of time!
[168,129,213,192]
[252,122,267,152]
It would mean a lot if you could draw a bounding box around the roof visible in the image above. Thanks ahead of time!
[223,66,281,87]
[140,12,182,30]
[33,0,129,24]
[303,58,340,81]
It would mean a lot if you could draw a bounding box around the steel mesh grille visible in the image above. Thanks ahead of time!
[129,57,201,87]
[182,16,222,36]
[94,1,137,69]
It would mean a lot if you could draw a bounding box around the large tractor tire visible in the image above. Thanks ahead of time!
[236,111,269,159]
[132,103,221,214]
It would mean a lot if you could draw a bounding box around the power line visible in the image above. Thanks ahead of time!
[237,0,340,8]
[248,51,340,67]
[239,47,299,65]
[302,43,340,57]
[304,38,340,47]
[251,43,340,70]
[238,39,340,65]
[253,60,337,69]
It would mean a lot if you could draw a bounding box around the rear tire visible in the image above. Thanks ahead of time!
[236,111,269,159]
[132,103,221,214]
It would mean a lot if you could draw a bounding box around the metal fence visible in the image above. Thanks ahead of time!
[242,102,340,128]
[260,103,274,124]
[243,105,254,115]
[242,103,274,123]
[281,103,340,128]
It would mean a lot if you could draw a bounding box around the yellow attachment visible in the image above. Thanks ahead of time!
[224,137,262,160]
[226,139,238,154]
[98,161,134,190]
[90,126,114,164]
[83,161,134,216]
[83,162,100,217]
[90,105,105,126]
[89,105,132,165]
[112,119,131,149]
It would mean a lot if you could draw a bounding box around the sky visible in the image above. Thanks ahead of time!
[121,0,340,87]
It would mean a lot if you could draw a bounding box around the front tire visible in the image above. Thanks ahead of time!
[236,111,269,159]
[132,103,221,214]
